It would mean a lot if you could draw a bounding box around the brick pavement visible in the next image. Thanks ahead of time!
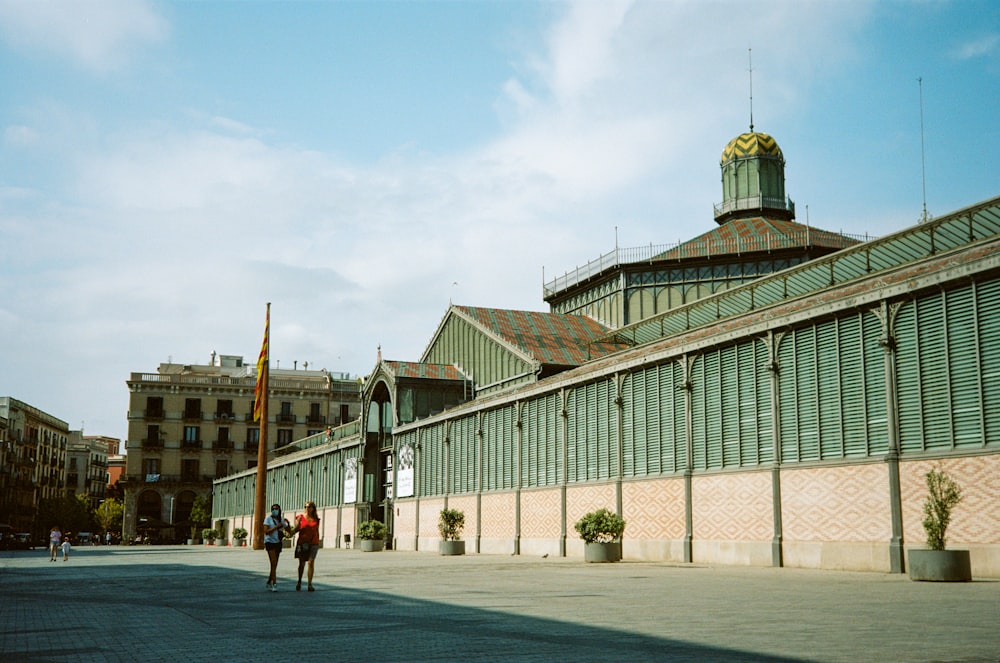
[1,545,998,662]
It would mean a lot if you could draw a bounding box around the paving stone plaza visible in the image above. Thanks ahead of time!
[2,545,998,662]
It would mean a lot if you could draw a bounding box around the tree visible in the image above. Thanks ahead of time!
[95,499,124,536]
[188,495,211,541]
[35,495,94,537]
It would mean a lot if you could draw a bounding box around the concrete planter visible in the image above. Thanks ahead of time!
[908,549,972,582]
[359,539,384,552]
[584,541,622,563]
[439,540,465,556]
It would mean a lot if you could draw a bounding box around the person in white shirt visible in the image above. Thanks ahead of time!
[262,504,290,592]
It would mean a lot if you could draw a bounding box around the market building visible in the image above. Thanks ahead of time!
[212,129,1000,577]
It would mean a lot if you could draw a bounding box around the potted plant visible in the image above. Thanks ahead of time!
[202,528,219,546]
[908,465,971,581]
[574,508,626,563]
[438,508,465,556]
[232,527,248,547]
[356,519,386,552]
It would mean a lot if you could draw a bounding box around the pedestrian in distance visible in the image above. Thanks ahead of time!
[61,534,71,561]
[262,503,290,592]
[49,526,61,562]
[287,501,320,591]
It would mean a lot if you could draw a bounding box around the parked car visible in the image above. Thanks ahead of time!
[14,533,34,550]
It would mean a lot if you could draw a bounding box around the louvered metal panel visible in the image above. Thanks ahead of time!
[779,327,820,461]
[720,346,739,467]
[450,416,476,494]
[522,394,561,487]
[840,315,867,457]
[754,338,773,462]
[980,279,1000,446]
[420,423,446,497]
[817,318,844,459]
[862,311,888,455]
[895,300,923,453]
[947,287,982,448]
[918,293,952,450]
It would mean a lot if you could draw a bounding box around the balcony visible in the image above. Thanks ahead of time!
[276,413,296,424]
[142,438,164,449]
[214,412,236,422]
[306,414,327,425]
[182,410,203,422]
[145,408,165,420]
[182,440,203,452]
[212,440,233,453]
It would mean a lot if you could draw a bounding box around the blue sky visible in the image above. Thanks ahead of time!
[1,0,997,443]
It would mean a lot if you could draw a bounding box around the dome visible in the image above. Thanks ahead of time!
[721,131,783,163]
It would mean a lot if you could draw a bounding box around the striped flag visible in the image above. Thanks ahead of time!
[253,305,269,422]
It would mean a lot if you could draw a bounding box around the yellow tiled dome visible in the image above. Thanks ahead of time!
[721,132,783,163]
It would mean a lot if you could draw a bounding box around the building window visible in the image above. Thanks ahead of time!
[340,404,350,426]
[215,459,229,478]
[142,457,160,479]
[184,426,200,445]
[277,429,293,447]
[216,399,233,420]
[308,402,324,424]
[145,425,162,448]
[146,396,164,419]
[184,398,202,421]
[181,459,199,482]
[277,401,294,423]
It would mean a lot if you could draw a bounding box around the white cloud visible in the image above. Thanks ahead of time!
[952,33,999,60]
[0,0,167,73]
[4,124,38,147]
[1,0,896,440]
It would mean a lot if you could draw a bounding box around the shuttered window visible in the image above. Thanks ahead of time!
[566,379,617,482]
[621,362,683,476]
[449,416,477,494]
[482,406,515,491]
[897,279,999,453]
[418,423,446,497]
[522,394,561,487]
[981,279,1000,446]
[778,326,820,462]
[863,311,889,455]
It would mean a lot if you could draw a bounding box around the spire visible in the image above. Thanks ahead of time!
[748,48,754,132]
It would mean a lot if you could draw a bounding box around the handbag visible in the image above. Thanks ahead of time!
[294,542,303,559]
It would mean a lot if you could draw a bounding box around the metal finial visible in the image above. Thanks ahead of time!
[748,48,754,132]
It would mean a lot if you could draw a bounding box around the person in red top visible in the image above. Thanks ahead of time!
[287,501,321,591]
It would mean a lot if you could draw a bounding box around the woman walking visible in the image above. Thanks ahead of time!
[49,526,62,562]
[262,503,289,592]
[287,501,320,591]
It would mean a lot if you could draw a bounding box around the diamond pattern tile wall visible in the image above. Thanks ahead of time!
[693,472,773,541]
[901,456,1000,546]
[781,465,891,542]
[623,478,685,539]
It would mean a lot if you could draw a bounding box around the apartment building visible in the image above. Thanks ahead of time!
[122,353,360,542]
[66,433,111,511]
[0,397,70,533]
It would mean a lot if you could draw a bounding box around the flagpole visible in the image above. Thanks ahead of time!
[252,303,270,550]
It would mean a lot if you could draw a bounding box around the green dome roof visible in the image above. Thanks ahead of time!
[721,131,783,163]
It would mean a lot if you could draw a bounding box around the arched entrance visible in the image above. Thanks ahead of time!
[362,380,395,548]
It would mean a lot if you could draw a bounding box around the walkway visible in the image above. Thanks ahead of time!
[1,545,997,662]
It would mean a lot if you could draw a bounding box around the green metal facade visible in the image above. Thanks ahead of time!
[213,195,1000,573]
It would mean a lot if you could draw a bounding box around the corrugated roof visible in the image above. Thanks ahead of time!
[657,217,860,260]
[456,306,629,366]
[383,361,467,381]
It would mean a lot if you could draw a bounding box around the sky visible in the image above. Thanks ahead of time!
[0,0,997,443]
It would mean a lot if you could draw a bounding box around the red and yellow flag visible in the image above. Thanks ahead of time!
[253,305,269,422]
